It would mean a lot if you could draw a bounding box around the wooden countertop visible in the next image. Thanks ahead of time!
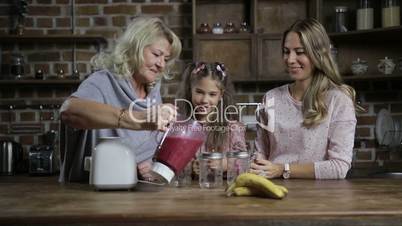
[1,176,402,226]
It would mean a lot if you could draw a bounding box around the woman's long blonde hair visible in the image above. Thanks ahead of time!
[282,18,363,127]
[91,16,182,80]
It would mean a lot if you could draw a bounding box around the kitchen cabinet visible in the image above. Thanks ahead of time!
[192,0,317,81]
[192,0,402,82]
[2,176,402,226]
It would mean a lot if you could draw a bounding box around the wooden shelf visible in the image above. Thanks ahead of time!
[0,34,107,45]
[0,79,81,85]
[234,74,402,84]
[194,33,253,40]
[343,74,402,81]
[329,26,402,42]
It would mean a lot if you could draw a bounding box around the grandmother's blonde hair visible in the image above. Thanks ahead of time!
[283,18,363,127]
[91,16,182,80]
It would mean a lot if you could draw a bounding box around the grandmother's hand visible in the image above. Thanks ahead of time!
[249,159,283,179]
[128,103,177,131]
[137,159,154,181]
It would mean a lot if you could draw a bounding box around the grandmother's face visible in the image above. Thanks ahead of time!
[136,37,171,84]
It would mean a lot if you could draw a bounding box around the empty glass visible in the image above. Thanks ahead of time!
[226,151,249,185]
[199,152,223,188]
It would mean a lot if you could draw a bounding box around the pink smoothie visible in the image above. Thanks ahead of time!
[156,136,203,174]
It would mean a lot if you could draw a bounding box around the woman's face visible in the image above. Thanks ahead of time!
[283,31,313,82]
[191,76,223,122]
[136,37,171,84]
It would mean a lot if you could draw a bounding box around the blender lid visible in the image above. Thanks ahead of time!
[151,162,175,183]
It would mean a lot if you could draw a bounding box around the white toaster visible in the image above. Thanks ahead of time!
[90,137,138,190]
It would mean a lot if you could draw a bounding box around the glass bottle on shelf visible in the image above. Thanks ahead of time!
[10,53,25,80]
[212,22,224,34]
[335,6,349,32]
[239,21,250,33]
[224,21,237,33]
[382,0,400,27]
[357,0,374,30]
[197,22,211,34]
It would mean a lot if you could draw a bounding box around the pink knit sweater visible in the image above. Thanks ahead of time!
[255,84,357,179]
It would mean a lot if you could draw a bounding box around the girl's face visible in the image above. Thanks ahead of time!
[283,31,313,83]
[136,37,171,84]
[191,76,223,121]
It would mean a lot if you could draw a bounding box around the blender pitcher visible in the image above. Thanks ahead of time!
[151,119,206,183]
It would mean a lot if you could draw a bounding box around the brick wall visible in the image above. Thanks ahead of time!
[0,0,192,172]
[1,0,402,176]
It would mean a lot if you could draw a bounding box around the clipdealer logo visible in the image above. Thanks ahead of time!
[127,97,275,132]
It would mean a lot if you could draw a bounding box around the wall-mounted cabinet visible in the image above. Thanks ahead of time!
[192,0,315,81]
[193,0,402,82]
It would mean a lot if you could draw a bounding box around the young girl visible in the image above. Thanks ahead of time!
[176,62,247,174]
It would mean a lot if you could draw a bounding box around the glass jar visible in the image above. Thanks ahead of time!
[10,53,24,79]
[35,69,44,80]
[382,0,400,27]
[212,22,224,34]
[224,21,237,33]
[170,161,192,187]
[239,21,250,33]
[226,151,249,185]
[197,22,211,34]
[357,0,374,30]
[335,6,349,32]
[199,152,223,188]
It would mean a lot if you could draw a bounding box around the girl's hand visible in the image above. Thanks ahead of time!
[249,159,284,179]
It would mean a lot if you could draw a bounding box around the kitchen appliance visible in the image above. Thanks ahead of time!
[29,145,54,175]
[376,108,402,147]
[0,140,23,175]
[91,137,138,190]
[151,120,206,183]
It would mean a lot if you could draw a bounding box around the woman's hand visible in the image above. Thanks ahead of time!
[249,159,284,179]
[127,103,177,131]
[137,160,154,181]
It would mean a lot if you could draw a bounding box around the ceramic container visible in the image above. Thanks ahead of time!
[212,22,224,34]
[351,58,369,75]
[377,56,396,75]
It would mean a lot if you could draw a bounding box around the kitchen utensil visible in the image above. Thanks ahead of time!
[376,109,395,146]
[29,145,54,175]
[0,140,23,175]
[151,120,206,183]
[91,137,137,190]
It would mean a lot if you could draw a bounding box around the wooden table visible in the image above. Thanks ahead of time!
[1,176,402,226]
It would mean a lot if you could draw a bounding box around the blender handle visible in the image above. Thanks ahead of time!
[157,124,171,150]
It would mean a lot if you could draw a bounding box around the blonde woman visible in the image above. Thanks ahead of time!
[60,17,182,182]
[252,18,362,179]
